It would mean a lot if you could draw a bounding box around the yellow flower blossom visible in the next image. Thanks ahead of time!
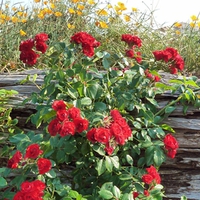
[97,9,108,16]
[174,22,182,28]
[0,14,6,20]
[77,4,85,10]
[191,15,198,21]
[132,7,137,12]
[20,29,26,36]
[76,10,82,15]
[68,8,75,14]
[88,0,95,4]
[67,23,75,29]
[72,0,80,3]
[34,0,41,2]
[38,12,45,19]
[197,21,200,28]
[124,14,130,22]
[12,16,18,23]
[23,13,27,17]
[5,4,9,9]
[96,21,108,28]
[17,11,23,17]
[107,4,112,9]
[12,7,17,12]
[21,19,27,23]
[175,30,181,35]
[50,3,56,9]
[43,1,48,5]
[54,12,62,17]
[117,2,127,11]
[190,22,195,28]
[0,19,5,24]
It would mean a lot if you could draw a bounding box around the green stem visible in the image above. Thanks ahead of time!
[155,95,182,117]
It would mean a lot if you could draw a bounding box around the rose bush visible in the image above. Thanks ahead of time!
[1,31,199,200]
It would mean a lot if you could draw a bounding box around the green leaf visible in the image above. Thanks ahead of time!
[96,159,106,176]
[181,195,188,200]
[105,156,113,172]
[0,177,7,187]
[145,146,154,166]
[112,186,121,199]
[165,106,176,114]
[110,156,120,169]
[153,146,165,166]
[94,102,107,111]
[98,190,113,199]
[126,155,133,165]
[119,174,132,181]
[161,124,175,133]
[46,169,56,178]
[69,190,80,198]
[9,134,30,144]
[80,97,92,105]
[102,57,111,69]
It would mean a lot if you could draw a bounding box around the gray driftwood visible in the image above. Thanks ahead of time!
[1,70,200,200]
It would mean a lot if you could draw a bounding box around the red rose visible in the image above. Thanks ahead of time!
[7,150,22,169]
[94,127,111,144]
[20,50,39,65]
[32,180,46,192]
[165,47,178,58]
[52,100,66,111]
[174,54,184,70]
[167,149,177,159]
[35,33,48,42]
[104,143,114,155]
[86,128,97,143]
[135,51,142,63]
[169,66,178,74]
[37,158,52,174]
[142,174,154,184]
[73,117,89,133]
[154,75,160,82]
[35,41,48,54]
[146,165,161,184]
[121,34,142,48]
[152,50,163,61]
[68,107,81,120]
[125,49,134,58]
[82,43,95,57]
[110,122,126,145]
[19,39,34,51]
[144,190,150,196]
[21,181,35,193]
[13,191,25,200]
[59,120,75,137]
[24,143,43,159]
[56,109,69,122]
[133,191,139,199]
[48,118,61,136]
[110,109,122,121]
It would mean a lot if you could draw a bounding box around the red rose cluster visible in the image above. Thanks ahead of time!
[48,100,89,137]
[70,32,101,57]
[19,33,48,65]
[86,109,132,155]
[121,34,142,63]
[144,69,160,82]
[153,47,184,74]
[13,180,46,200]
[142,165,161,185]
[7,143,52,175]
[133,190,149,199]
[163,133,179,159]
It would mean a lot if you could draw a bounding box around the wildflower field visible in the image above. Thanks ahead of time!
[0,0,200,200]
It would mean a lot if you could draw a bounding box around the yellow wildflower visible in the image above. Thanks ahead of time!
[34,0,41,2]
[107,4,112,9]
[197,21,200,28]
[96,21,108,28]
[0,19,5,24]
[54,12,62,17]
[21,19,27,23]
[23,12,27,17]
[97,9,108,16]
[117,2,127,11]
[20,29,26,36]
[38,12,45,19]
[50,3,56,9]
[6,16,10,21]
[132,7,137,12]
[12,7,17,12]
[67,23,75,29]
[0,14,6,20]
[175,30,181,35]
[174,22,182,28]
[190,22,195,28]
[88,0,95,4]
[43,1,48,5]
[12,16,18,23]
[77,4,85,10]
[5,4,9,9]
[68,8,75,14]
[124,14,130,22]
[72,0,80,3]
[191,15,198,21]
[76,10,82,15]
[17,11,23,17]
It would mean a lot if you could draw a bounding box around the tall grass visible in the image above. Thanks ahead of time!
[0,0,200,74]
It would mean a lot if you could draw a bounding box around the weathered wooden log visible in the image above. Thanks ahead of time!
[1,70,200,200]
